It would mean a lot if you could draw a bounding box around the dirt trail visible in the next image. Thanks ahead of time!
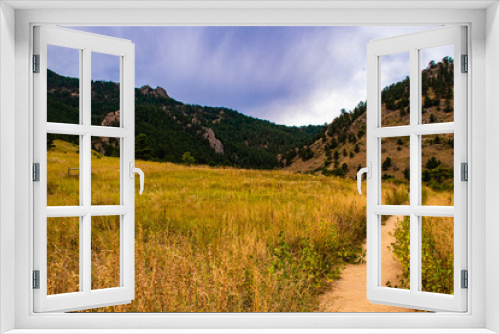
[318,215,413,312]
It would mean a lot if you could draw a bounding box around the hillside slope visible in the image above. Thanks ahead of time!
[47,70,324,169]
[285,57,455,190]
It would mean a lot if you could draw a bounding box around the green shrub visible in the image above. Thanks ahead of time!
[388,216,454,294]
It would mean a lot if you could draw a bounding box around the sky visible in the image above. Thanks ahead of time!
[48,26,454,126]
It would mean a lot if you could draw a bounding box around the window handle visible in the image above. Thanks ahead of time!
[357,162,371,195]
[129,161,145,195]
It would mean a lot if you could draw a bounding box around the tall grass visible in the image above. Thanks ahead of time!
[47,140,367,312]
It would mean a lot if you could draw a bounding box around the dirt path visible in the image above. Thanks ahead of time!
[318,215,413,312]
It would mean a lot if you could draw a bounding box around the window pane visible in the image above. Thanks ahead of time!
[91,137,121,205]
[381,215,410,290]
[421,45,454,124]
[47,217,80,295]
[381,137,410,205]
[421,134,454,206]
[47,134,80,206]
[421,216,454,295]
[91,52,120,127]
[380,52,410,127]
[91,215,120,290]
[47,45,80,124]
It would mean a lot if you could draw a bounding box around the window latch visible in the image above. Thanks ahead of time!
[357,162,371,195]
[129,161,145,195]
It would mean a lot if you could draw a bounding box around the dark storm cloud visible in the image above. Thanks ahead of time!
[56,26,441,125]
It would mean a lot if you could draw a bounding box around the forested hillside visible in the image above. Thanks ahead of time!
[286,57,455,191]
[47,70,324,169]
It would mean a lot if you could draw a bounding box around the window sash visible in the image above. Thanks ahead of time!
[366,26,467,312]
[33,25,136,313]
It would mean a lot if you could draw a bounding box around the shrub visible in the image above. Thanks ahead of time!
[387,216,454,294]
[382,157,392,171]
[182,152,196,165]
[425,157,441,169]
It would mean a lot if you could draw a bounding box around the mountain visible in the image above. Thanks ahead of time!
[285,57,455,191]
[47,70,324,169]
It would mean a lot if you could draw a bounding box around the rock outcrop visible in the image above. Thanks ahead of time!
[202,127,224,154]
[139,85,170,99]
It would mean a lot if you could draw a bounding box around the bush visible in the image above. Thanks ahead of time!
[382,157,392,171]
[299,146,314,161]
[182,152,196,165]
[426,157,441,169]
[387,216,454,294]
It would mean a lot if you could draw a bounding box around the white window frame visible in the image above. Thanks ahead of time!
[0,2,498,333]
[365,26,467,312]
[33,26,136,313]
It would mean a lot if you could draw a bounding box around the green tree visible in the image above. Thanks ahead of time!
[342,163,349,173]
[422,169,431,182]
[182,152,196,165]
[135,133,153,160]
[47,134,56,151]
[426,157,441,169]
[382,157,392,171]
[403,168,410,181]
[299,146,314,161]
[330,138,338,149]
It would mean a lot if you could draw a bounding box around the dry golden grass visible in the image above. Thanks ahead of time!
[46,139,454,311]
[47,140,368,312]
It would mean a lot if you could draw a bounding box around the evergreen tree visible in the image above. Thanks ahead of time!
[382,157,392,171]
[403,168,410,181]
[426,156,441,169]
[342,163,349,173]
[135,133,153,160]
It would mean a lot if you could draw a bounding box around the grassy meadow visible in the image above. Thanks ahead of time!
[46,140,455,312]
[47,140,367,312]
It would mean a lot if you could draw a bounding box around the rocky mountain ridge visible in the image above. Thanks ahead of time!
[47,69,324,169]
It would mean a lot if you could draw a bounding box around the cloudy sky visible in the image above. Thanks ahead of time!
[48,26,453,126]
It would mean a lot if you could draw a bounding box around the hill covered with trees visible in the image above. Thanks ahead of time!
[47,70,324,169]
[285,57,455,191]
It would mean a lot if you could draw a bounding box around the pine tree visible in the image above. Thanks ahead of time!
[382,157,392,171]
[135,133,153,160]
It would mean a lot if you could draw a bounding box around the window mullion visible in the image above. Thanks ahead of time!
[82,48,92,294]
[409,47,420,295]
